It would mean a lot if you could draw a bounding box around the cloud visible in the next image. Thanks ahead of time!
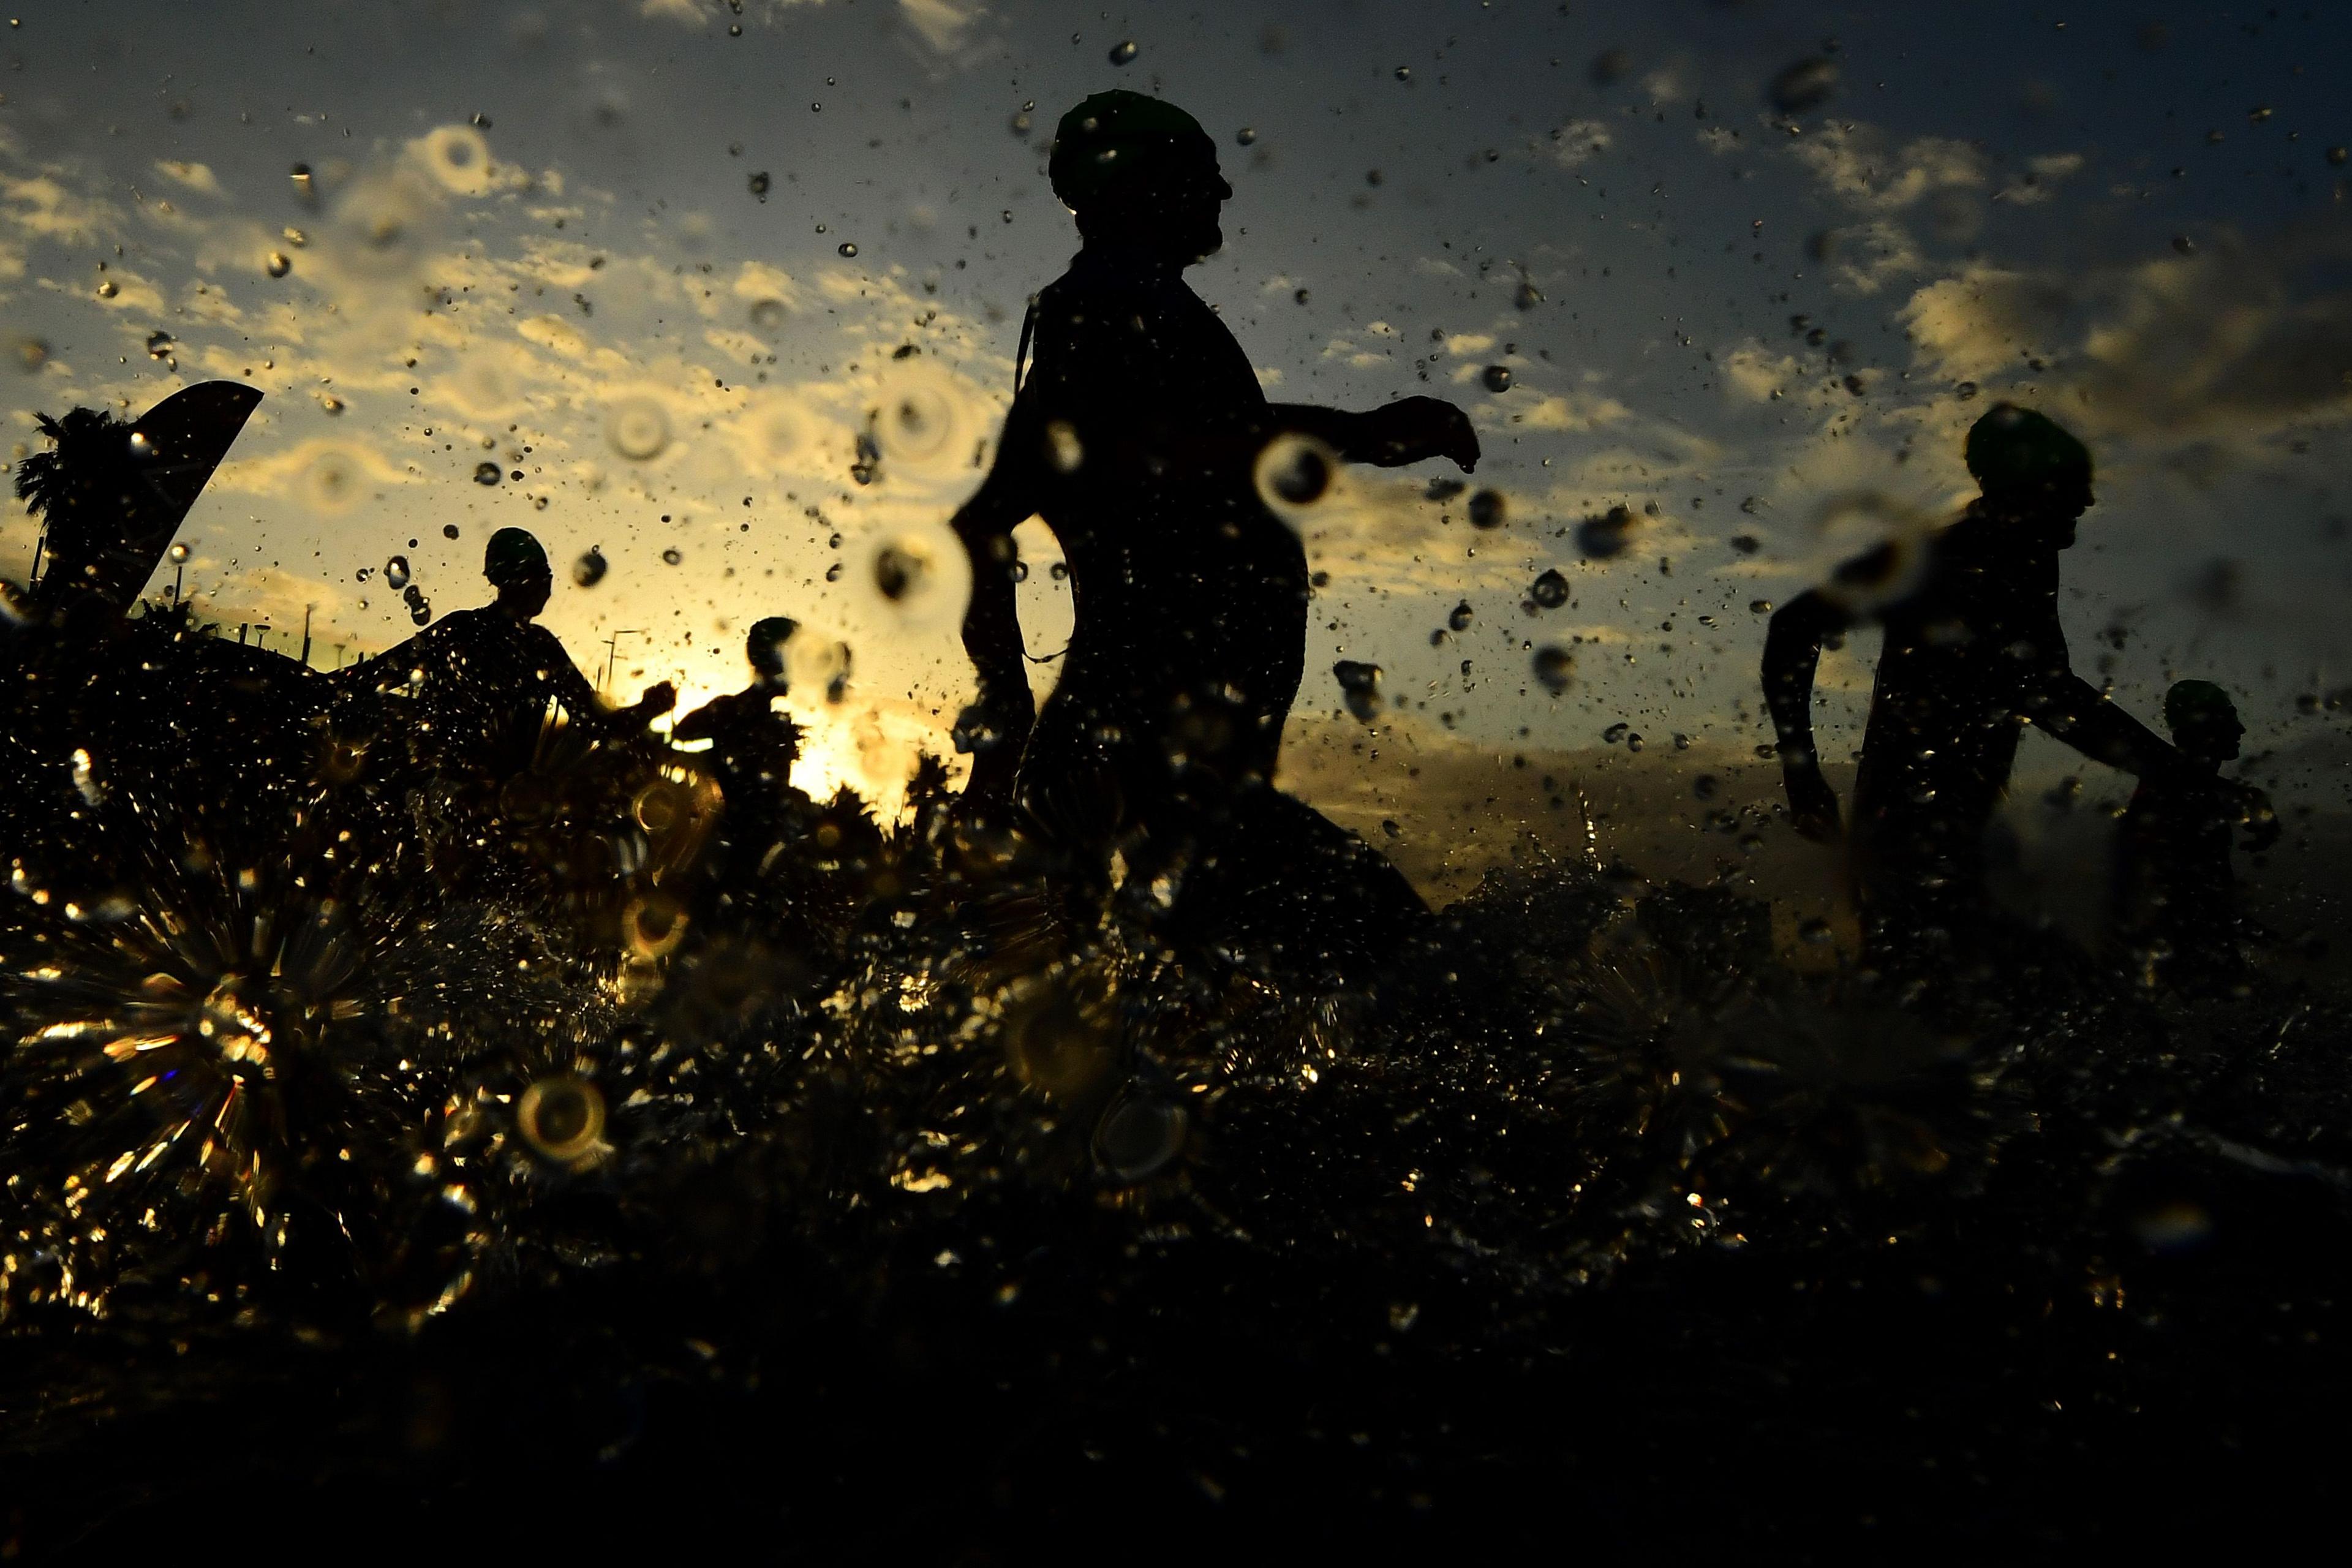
[897,0,984,55]
[2,173,121,245]
[638,0,710,24]
[1496,391,1632,432]
[1896,230,2352,450]
[1550,119,1613,168]
[1789,126,1986,214]
[1996,152,2086,206]
[1721,342,1801,403]
[1899,263,2073,382]
[153,160,224,197]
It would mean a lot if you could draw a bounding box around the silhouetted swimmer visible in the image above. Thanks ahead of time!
[951,89,1478,881]
[673,616,805,812]
[2113,680,2261,990]
[1762,405,2273,954]
[334,527,674,771]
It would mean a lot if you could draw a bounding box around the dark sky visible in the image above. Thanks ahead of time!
[4,0,2348,809]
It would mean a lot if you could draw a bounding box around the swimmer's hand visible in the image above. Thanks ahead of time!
[1362,398,1481,472]
[632,681,679,723]
[2225,779,2280,853]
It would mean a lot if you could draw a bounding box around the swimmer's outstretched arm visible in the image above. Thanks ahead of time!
[1267,397,1481,472]
[949,428,1041,805]
[1762,589,1852,842]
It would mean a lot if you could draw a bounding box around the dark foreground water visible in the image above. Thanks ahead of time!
[3,616,2346,1558]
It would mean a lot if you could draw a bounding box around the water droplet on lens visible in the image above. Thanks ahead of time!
[1333,659,1384,721]
[473,461,501,484]
[1095,1095,1188,1183]
[749,297,788,331]
[662,547,682,566]
[1447,600,1473,631]
[1482,364,1512,393]
[167,541,190,564]
[1577,504,1634,557]
[1768,56,1839,114]
[517,1076,605,1164]
[265,251,292,278]
[96,279,117,298]
[1237,126,1257,146]
[1531,568,1568,608]
[1395,66,1411,81]
[1256,433,1337,509]
[385,556,411,589]
[1533,646,1574,693]
[605,396,672,462]
[573,548,608,587]
[837,241,858,258]
[1468,489,1506,529]
[748,171,770,198]
[145,331,175,361]
[1108,40,1137,65]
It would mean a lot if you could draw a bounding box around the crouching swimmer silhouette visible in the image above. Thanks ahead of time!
[1762,405,2275,962]
[948,90,1480,980]
[333,527,676,778]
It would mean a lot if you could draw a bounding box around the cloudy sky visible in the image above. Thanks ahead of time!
[4,0,2349,818]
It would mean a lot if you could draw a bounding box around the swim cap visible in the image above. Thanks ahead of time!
[483,526,551,587]
[1964,404,2092,497]
[1048,91,1216,210]
[2163,679,2237,733]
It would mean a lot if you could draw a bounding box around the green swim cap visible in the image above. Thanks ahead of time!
[2163,679,2237,732]
[1048,91,1215,210]
[1964,404,2092,496]
[483,526,551,587]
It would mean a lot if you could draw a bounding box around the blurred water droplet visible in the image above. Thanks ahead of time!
[96,280,116,298]
[385,556,411,590]
[606,396,673,462]
[517,1076,605,1164]
[473,461,501,485]
[1256,432,1337,510]
[1468,489,1506,529]
[1237,126,1257,146]
[573,548,608,587]
[1589,47,1632,85]
[1448,601,1474,631]
[1108,40,1137,65]
[748,171,770,198]
[1095,1095,1188,1183]
[265,251,291,278]
[748,297,788,331]
[662,547,682,566]
[1533,646,1574,693]
[1577,505,1634,558]
[145,331,174,361]
[1482,365,1513,393]
[1334,660,1384,722]
[1531,568,1569,608]
[1768,57,1839,114]
[1394,65,1411,81]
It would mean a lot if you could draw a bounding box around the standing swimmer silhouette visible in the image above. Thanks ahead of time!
[1762,405,2274,954]
[2112,679,2256,990]
[950,90,1479,891]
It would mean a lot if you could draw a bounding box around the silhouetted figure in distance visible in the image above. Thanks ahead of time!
[2112,679,2255,991]
[674,616,805,812]
[1763,404,2274,957]
[333,527,674,774]
[951,90,1478,900]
